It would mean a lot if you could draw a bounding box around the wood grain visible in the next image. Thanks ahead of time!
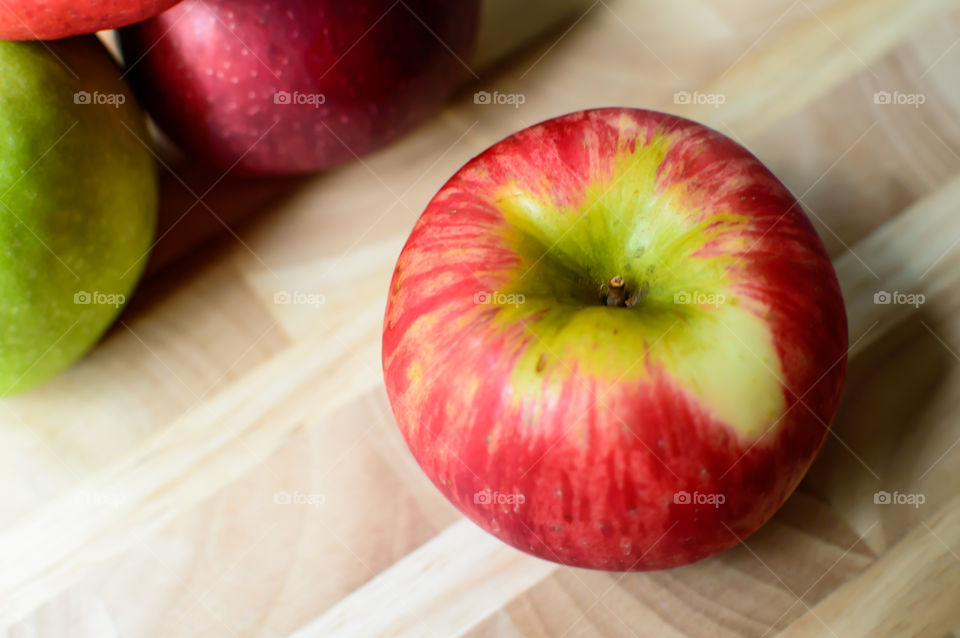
[4,0,960,635]
[777,494,960,638]
[290,520,557,638]
[685,0,956,137]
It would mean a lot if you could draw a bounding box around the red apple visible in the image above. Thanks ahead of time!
[382,108,848,570]
[118,0,479,176]
[0,0,180,40]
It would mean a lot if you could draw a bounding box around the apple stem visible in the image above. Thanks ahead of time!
[605,276,628,307]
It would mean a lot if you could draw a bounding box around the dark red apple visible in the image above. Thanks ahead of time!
[382,108,848,570]
[0,0,180,40]
[118,0,479,176]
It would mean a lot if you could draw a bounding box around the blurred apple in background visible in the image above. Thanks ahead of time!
[0,0,181,40]
[0,38,157,395]
[126,0,593,276]
[105,0,595,278]
[118,0,480,176]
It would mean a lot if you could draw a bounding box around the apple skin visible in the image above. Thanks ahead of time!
[118,0,479,176]
[382,108,848,570]
[0,38,157,396]
[0,0,180,40]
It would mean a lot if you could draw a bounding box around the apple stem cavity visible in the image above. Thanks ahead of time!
[604,276,628,307]
[603,276,650,308]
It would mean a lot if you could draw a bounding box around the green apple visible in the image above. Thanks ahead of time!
[0,37,157,396]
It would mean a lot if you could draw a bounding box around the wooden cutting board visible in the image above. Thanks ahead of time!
[4,0,960,636]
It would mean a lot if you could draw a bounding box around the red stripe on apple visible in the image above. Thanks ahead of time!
[0,0,181,40]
